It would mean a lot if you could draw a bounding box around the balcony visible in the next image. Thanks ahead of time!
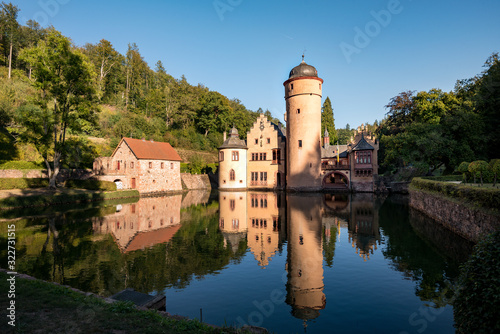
[250,181,268,187]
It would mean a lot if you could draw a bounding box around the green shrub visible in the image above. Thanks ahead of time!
[422,175,463,182]
[180,163,189,173]
[0,178,48,190]
[65,179,116,191]
[454,231,500,333]
[0,160,45,169]
[203,163,218,174]
[411,177,500,211]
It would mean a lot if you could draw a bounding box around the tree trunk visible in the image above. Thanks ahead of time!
[8,42,13,79]
[480,172,483,187]
[125,68,129,110]
[49,151,62,189]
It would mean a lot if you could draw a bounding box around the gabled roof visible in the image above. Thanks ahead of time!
[113,137,182,161]
[351,134,374,151]
[271,121,286,139]
[322,144,348,159]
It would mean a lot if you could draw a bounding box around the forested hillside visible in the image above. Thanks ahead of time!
[0,2,281,179]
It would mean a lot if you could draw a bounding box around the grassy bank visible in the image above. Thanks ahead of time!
[410,177,500,213]
[0,271,253,333]
[0,189,140,210]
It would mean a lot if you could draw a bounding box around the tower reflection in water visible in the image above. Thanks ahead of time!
[285,194,326,321]
[218,191,382,325]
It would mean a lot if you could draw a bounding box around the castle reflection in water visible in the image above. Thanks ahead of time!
[93,190,383,322]
[92,190,210,252]
[219,191,383,322]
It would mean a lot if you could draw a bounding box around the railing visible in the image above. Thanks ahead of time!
[322,165,349,170]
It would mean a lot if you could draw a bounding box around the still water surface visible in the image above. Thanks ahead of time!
[0,191,473,333]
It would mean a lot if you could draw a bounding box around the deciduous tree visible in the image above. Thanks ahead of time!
[0,2,19,79]
[489,159,500,187]
[468,160,488,186]
[19,28,97,188]
[457,161,470,184]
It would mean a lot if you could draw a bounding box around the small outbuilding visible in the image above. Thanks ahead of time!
[93,137,182,193]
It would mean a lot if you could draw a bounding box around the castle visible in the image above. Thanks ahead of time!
[218,58,379,192]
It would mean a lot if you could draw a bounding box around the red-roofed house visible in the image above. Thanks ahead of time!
[93,138,182,193]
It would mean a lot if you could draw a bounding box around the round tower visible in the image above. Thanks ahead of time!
[284,56,323,191]
[218,126,248,189]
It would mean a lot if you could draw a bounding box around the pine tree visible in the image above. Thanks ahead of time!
[321,97,337,143]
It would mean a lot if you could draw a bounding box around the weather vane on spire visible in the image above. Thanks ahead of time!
[302,49,306,63]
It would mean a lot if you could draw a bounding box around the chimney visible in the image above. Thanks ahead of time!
[223,131,227,141]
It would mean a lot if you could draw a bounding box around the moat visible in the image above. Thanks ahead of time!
[0,191,474,333]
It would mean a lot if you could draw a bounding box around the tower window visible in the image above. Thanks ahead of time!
[297,108,300,114]
[291,84,294,90]
[267,138,270,144]
[230,169,235,181]
[255,139,258,144]
[219,151,224,161]
[232,151,239,161]
[298,140,302,148]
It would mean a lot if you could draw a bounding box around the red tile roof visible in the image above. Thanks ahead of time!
[114,137,182,161]
[124,224,181,253]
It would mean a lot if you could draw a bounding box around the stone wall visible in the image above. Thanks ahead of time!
[409,188,500,243]
[351,181,373,192]
[181,174,211,190]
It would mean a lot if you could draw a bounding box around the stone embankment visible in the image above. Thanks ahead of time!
[409,188,499,243]
[181,173,211,190]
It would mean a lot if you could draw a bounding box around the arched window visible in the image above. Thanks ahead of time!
[230,169,235,181]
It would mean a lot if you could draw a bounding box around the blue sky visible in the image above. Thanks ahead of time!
[12,0,500,128]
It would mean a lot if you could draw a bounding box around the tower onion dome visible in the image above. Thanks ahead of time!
[288,56,318,79]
